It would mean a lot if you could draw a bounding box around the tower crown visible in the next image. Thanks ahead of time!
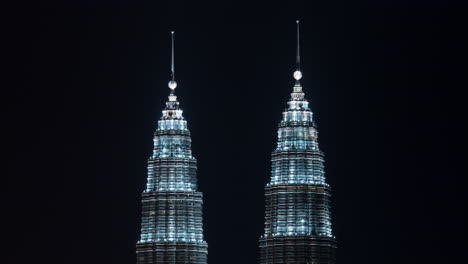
[159,31,187,130]
[282,20,314,125]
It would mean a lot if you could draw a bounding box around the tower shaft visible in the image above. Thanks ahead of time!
[259,84,336,264]
[136,32,207,264]
[260,21,336,264]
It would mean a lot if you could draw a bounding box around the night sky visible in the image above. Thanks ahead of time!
[4,1,465,264]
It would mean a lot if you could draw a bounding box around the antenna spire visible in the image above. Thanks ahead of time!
[293,20,303,84]
[168,31,177,90]
[296,20,300,71]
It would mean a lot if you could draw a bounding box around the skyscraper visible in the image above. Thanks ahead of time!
[136,32,208,264]
[259,21,337,264]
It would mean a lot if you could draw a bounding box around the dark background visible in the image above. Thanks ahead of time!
[3,1,465,264]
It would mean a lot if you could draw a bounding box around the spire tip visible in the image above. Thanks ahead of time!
[169,30,176,90]
[294,20,301,81]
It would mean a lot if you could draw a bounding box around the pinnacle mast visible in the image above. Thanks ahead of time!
[296,20,300,72]
[293,20,303,86]
[168,31,177,91]
[171,31,175,82]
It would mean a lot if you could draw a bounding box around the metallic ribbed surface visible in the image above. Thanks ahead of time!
[137,92,207,264]
[260,84,337,264]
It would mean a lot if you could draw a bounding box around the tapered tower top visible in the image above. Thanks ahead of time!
[161,31,184,122]
[168,31,177,90]
[287,20,308,111]
[293,20,303,85]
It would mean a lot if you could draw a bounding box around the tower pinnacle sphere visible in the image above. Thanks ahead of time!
[294,70,302,80]
[168,80,177,89]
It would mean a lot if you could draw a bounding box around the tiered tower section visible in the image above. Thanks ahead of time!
[259,21,337,264]
[136,32,208,264]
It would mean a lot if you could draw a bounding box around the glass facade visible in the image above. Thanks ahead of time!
[136,91,208,264]
[260,83,337,264]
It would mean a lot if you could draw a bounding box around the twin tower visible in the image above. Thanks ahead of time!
[136,21,337,264]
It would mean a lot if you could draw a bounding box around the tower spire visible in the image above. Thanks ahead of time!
[296,20,300,71]
[168,31,177,91]
[293,20,303,85]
